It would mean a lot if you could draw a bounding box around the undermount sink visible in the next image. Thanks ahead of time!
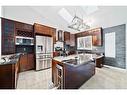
[62,59,78,65]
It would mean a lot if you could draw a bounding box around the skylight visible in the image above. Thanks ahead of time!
[58,8,73,23]
[81,6,99,15]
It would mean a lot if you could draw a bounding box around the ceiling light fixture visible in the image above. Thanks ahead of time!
[68,15,90,31]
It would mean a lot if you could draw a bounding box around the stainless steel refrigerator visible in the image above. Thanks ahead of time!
[35,35,53,71]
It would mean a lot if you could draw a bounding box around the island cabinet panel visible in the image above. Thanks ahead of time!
[2,18,15,55]
[52,59,95,89]
[64,62,95,89]
[52,59,59,85]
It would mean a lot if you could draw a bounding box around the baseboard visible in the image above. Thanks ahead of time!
[103,65,127,72]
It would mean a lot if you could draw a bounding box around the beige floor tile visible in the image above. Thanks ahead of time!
[17,67,127,89]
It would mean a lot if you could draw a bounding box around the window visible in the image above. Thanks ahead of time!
[105,32,116,58]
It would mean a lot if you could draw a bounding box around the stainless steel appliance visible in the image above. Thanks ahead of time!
[15,36,34,45]
[35,35,53,70]
[56,64,63,89]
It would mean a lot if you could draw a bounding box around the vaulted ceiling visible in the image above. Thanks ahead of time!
[2,6,127,33]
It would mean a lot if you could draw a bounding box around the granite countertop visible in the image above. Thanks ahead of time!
[53,53,103,67]
[0,53,21,65]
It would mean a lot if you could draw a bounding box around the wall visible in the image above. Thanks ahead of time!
[76,24,126,69]
[126,24,127,70]
[0,18,1,59]
[95,24,126,69]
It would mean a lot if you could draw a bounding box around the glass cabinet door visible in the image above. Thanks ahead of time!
[2,18,15,55]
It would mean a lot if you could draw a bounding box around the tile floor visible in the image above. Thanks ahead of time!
[17,67,127,89]
[80,67,127,89]
[17,68,53,89]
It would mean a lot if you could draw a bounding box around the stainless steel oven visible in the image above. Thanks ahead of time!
[15,36,34,45]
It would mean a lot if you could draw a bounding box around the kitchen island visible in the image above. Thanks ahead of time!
[52,53,98,89]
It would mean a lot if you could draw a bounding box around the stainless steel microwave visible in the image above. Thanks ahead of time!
[15,36,34,45]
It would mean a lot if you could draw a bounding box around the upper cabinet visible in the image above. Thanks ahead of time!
[15,22,34,37]
[64,31,75,46]
[2,18,15,55]
[64,32,70,42]
[2,18,34,55]
[75,27,102,46]
[34,23,56,43]
[34,23,52,35]
[91,28,102,46]
[70,34,75,46]
[15,22,33,31]
[51,28,56,44]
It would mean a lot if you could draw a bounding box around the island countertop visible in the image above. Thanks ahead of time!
[53,53,103,67]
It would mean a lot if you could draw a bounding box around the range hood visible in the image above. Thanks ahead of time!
[57,30,64,42]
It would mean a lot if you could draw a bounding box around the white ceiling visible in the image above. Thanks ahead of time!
[2,6,127,33]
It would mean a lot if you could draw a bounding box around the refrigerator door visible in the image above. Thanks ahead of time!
[46,37,53,54]
[36,36,46,53]
[46,37,53,57]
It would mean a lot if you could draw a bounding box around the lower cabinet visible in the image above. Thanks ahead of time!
[0,59,20,89]
[95,56,104,68]
[20,53,34,72]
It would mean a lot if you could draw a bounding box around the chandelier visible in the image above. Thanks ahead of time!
[68,15,90,31]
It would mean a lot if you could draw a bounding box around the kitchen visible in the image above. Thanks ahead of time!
[0,6,127,89]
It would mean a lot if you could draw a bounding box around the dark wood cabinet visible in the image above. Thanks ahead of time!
[27,54,34,70]
[52,59,95,89]
[64,31,70,43]
[1,18,34,55]
[15,22,33,31]
[0,59,20,89]
[34,23,51,36]
[94,56,104,68]
[75,27,102,46]
[2,18,15,55]
[15,22,33,37]
[19,54,28,72]
[34,23,56,43]
[51,28,56,44]
[20,53,34,72]
[92,28,102,46]
[70,34,75,46]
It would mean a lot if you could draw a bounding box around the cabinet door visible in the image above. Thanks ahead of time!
[70,34,75,46]
[64,31,70,44]
[92,28,102,46]
[51,28,56,44]
[20,54,34,72]
[19,54,28,72]
[27,54,34,70]
[2,18,15,55]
